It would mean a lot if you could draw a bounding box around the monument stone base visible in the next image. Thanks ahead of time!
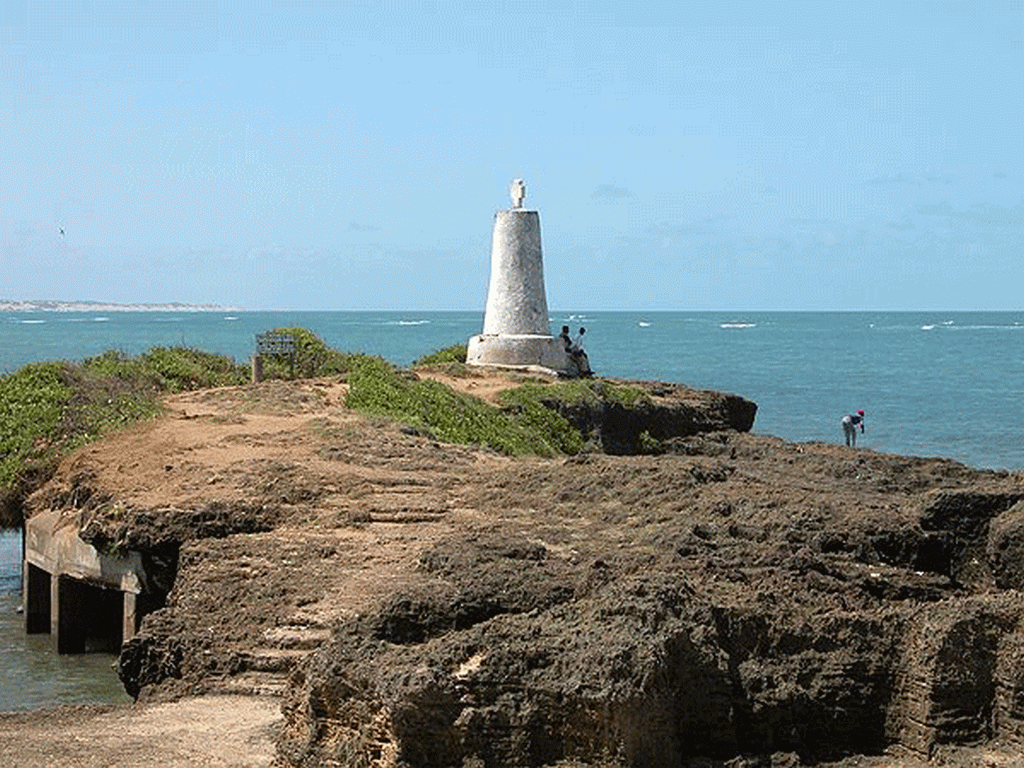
[466,334,571,375]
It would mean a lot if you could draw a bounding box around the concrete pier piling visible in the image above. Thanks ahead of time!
[467,179,574,375]
[23,510,144,653]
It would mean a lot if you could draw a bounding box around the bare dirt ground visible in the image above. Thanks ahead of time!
[9,370,1024,767]
[0,695,281,767]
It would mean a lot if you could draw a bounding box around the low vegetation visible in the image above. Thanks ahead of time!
[500,379,650,408]
[355,346,654,457]
[258,327,362,379]
[0,347,248,526]
[411,343,468,367]
[82,347,247,393]
[345,356,579,456]
[0,363,74,516]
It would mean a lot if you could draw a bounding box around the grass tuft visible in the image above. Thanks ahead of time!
[411,344,468,367]
[499,380,651,408]
[345,357,580,457]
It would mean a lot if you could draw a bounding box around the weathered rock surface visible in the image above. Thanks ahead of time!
[278,465,1024,767]
[538,380,758,454]
[19,373,1024,767]
[986,500,1024,590]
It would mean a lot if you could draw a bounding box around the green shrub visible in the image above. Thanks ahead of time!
[138,347,246,391]
[412,344,468,367]
[0,362,74,492]
[80,349,146,381]
[81,347,247,393]
[61,364,166,450]
[591,380,650,407]
[0,346,247,507]
[499,380,650,408]
[494,380,653,456]
[496,387,585,454]
[345,357,577,456]
[258,327,360,379]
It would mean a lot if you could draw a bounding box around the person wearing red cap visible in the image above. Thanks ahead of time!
[842,409,866,447]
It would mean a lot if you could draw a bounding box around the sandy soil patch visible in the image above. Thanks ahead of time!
[0,695,281,768]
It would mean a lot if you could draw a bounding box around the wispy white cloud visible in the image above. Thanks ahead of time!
[592,184,633,201]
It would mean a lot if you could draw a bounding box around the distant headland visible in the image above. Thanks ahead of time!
[0,299,244,312]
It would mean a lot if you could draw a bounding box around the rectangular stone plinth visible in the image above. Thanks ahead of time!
[466,334,571,375]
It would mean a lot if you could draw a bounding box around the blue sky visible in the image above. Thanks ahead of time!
[1,0,1021,311]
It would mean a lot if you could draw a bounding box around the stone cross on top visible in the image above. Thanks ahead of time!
[509,178,526,209]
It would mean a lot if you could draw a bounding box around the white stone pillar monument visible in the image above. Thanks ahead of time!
[466,180,572,374]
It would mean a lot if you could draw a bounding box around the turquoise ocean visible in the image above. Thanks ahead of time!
[2,309,1024,710]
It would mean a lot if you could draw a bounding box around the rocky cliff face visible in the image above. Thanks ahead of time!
[538,380,757,455]
[23,376,1024,767]
[276,452,1024,767]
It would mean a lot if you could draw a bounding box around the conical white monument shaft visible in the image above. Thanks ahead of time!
[466,180,571,374]
[482,209,549,335]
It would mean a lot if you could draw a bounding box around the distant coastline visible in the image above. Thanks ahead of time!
[0,300,244,313]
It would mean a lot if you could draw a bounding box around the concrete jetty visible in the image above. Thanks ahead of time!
[23,510,144,653]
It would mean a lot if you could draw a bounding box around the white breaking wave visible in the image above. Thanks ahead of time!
[955,325,1024,330]
[720,323,756,329]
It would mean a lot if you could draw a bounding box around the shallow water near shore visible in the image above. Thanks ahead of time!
[0,530,131,711]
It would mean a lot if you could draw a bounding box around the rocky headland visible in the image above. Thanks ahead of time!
[8,368,1024,767]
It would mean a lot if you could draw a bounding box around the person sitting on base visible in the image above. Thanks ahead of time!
[569,327,592,377]
[560,325,572,353]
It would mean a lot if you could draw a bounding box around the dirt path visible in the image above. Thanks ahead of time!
[0,695,282,767]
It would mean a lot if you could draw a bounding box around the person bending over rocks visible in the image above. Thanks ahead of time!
[842,409,865,447]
